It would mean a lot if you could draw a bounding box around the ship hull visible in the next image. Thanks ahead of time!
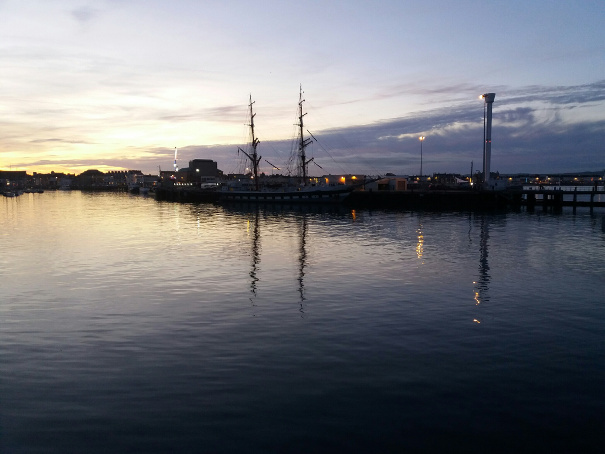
[219,187,352,204]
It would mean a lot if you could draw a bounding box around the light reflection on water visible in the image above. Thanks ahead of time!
[1,191,604,453]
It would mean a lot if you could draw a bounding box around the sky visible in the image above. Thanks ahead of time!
[1,0,604,177]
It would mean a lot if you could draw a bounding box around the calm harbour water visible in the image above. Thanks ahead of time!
[1,191,604,453]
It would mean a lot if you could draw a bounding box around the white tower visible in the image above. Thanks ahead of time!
[481,93,495,187]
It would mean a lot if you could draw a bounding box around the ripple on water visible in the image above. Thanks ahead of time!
[1,193,604,453]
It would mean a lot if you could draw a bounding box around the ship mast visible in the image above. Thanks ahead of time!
[297,85,313,185]
[238,94,261,191]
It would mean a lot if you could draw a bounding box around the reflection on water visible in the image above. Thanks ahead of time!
[297,214,308,315]
[416,221,424,259]
[248,209,261,302]
[474,216,491,308]
[243,206,310,316]
[1,192,604,453]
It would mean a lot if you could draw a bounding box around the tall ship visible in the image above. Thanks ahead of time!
[219,87,358,204]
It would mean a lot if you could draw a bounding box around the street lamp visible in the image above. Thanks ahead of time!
[419,136,425,180]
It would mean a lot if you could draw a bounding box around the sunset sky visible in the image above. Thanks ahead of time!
[1,0,604,176]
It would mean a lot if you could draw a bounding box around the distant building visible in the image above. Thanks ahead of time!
[365,176,408,191]
[0,171,28,189]
[189,159,218,179]
[76,169,105,188]
[136,174,160,188]
[321,174,366,187]
[161,159,220,186]
[32,171,75,189]
[160,170,186,184]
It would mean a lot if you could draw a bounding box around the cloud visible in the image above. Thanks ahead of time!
[240,82,605,176]
[29,138,94,144]
[497,80,605,106]
[5,79,604,176]
[100,81,605,177]
[159,105,244,123]
[71,6,99,24]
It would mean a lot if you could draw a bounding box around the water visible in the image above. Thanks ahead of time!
[1,191,604,453]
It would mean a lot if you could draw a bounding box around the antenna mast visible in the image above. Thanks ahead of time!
[238,95,261,190]
[297,85,313,185]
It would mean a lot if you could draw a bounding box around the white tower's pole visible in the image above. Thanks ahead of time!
[419,136,425,179]
[481,93,495,187]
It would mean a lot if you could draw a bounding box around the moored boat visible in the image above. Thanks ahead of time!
[219,87,358,204]
[220,184,353,203]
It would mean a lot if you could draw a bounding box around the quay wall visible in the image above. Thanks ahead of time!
[155,187,220,203]
[345,190,515,211]
[153,186,604,211]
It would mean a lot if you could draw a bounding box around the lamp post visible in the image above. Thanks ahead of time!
[419,136,425,180]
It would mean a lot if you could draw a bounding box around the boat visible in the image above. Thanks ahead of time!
[219,87,358,204]
[128,182,140,194]
[220,183,354,203]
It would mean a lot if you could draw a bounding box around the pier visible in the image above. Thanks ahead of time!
[153,185,605,212]
[516,188,605,209]
[346,189,512,210]
[346,187,604,211]
[511,188,605,214]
